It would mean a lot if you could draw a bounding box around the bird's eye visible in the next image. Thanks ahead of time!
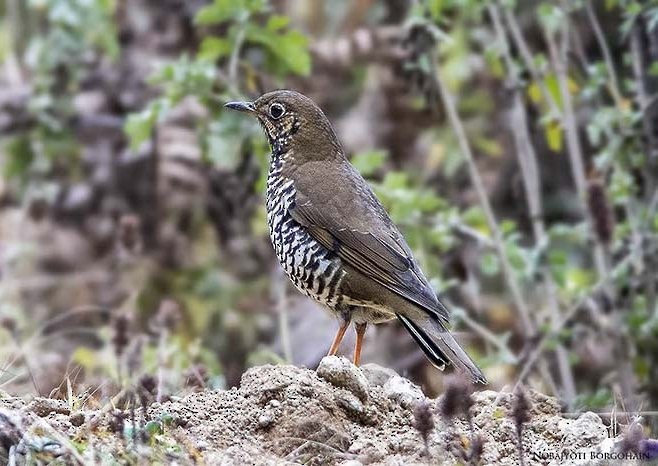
[269,103,285,119]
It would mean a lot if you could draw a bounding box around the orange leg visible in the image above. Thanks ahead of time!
[353,323,368,366]
[328,320,350,356]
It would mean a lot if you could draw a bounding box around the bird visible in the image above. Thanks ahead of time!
[225,90,486,383]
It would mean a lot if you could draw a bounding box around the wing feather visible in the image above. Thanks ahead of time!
[289,161,449,323]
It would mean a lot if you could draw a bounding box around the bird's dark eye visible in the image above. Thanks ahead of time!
[269,103,285,119]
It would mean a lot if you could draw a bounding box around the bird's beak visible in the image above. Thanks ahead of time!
[224,101,255,113]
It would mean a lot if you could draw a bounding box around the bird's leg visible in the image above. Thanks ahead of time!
[353,323,368,366]
[327,320,350,356]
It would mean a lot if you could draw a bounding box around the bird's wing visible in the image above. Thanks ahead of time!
[289,160,449,323]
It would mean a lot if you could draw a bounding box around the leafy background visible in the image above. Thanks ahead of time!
[0,0,657,435]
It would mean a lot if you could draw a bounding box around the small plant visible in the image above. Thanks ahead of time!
[509,386,532,466]
[413,399,435,457]
[439,376,485,465]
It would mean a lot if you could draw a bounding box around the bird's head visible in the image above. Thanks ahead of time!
[225,90,341,161]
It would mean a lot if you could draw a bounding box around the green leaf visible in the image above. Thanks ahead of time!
[195,0,267,25]
[195,0,243,25]
[462,206,489,235]
[573,388,613,411]
[500,220,517,235]
[351,150,387,177]
[124,100,169,150]
[537,3,564,34]
[381,172,410,190]
[144,421,163,437]
[552,74,578,107]
[649,61,658,77]
[71,347,96,371]
[148,57,216,101]
[426,0,444,21]
[275,30,312,75]
[198,37,233,61]
[204,113,256,169]
[480,252,500,276]
[266,15,289,31]
[505,242,530,276]
[244,0,268,13]
[563,267,595,295]
[246,26,311,76]
[609,168,635,203]
[527,82,541,104]
[545,119,563,152]
[3,136,35,179]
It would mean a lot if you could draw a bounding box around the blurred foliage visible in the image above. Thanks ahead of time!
[1,0,119,205]
[0,0,657,429]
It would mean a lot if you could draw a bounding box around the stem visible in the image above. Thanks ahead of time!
[630,19,658,198]
[228,26,246,92]
[515,423,526,466]
[549,5,641,411]
[488,4,576,403]
[501,3,561,117]
[456,307,514,356]
[585,0,624,107]
[9,332,40,395]
[543,15,609,278]
[431,51,534,336]
[156,329,167,403]
[508,247,638,399]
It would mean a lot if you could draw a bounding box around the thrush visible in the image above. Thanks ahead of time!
[226,90,486,383]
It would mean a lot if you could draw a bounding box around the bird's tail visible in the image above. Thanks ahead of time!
[397,313,486,384]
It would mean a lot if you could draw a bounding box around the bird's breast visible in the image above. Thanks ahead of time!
[266,162,344,308]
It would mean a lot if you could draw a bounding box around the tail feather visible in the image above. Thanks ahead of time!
[397,314,486,384]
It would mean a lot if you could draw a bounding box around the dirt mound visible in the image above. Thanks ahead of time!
[0,357,621,465]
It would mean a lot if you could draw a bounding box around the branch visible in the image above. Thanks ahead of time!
[543,11,609,278]
[488,3,576,403]
[431,50,534,336]
[630,19,658,168]
[500,2,561,118]
[508,247,637,401]
[585,0,624,107]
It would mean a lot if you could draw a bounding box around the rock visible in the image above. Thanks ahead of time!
[195,439,210,451]
[258,412,275,428]
[383,376,424,409]
[360,363,398,387]
[0,409,23,449]
[0,363,629,465]
[26,398,70,417]
[559,411,607,445]
[316,356,369,401]
[334,390,365,417]
[69,411,85,427]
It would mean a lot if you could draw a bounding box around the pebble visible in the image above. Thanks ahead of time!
[26,398,70,417]
[258,412,275,428]
[360,364,398,387]
[334,390,364,417]
[383,376,424,409]
[317,356,369,401]
[69,411,85,427]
